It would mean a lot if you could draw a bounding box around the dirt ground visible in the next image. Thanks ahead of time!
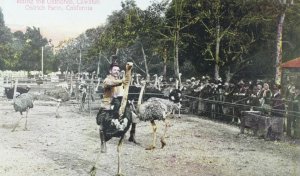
[0,96,300,176]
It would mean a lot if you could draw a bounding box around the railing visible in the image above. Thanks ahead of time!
[181,93,300,138]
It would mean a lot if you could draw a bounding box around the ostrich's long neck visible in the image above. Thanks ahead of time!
[13,79,18,102]
[158,77,162,91]
[136,75,140,85]
[178,74,182,90]
[118,63,133,118]
[137,83,146,112]
[175,79,179,90]
[154,75,158,89]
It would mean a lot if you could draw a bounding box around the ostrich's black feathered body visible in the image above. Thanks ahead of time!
[169,89,182,103]
[97,97,132,141]
[128,85,165,102]
[5,87,30,99]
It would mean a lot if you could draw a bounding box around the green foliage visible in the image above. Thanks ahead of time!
[2,0,300,82]
[18,27,49,71]
[0,8,5,27]
[0,8,14,70]
[0,8,58,72]
[282,1,300,61]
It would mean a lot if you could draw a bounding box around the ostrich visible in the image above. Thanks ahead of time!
[44,86,70,118]
[127,81,181,144]
[11,93,35,132]
[158,75,164,91]
[90,62,133,176]
[129,80,181,150]
[168,88,182,118]
[134,73,141,87]
[153,74,159,89]
[152,74,163,91]
[7,79,34,132]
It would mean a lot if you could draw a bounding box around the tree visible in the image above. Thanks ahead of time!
[274,0,294,85]
[193,0,258,80]
[19,27,49,72]
[97,0,165,81]
[0,8,14,70]
[176,0,281,81]
[163,0,201,84]
[0,7,4,26]
[282,1,300,60]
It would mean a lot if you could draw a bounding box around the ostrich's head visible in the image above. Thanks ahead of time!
[126,62,133,70]
[158,75,163,81]
[140,80,146,86]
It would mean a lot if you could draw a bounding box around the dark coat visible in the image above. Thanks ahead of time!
[271,92,285,117]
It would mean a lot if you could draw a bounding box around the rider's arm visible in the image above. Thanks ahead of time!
[103,78,123,88]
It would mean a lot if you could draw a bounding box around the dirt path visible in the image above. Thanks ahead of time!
[0,98,299,176]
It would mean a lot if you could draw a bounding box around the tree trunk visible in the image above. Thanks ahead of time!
[97,52,101,77]
[174,28,181,85]
[141,44,150,82]
[275,12,285,85]
[214,24,221,80]
[163,48,167,81]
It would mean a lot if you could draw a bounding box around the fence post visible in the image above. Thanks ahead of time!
[0,77,4,96]
[294,115,300,138]
[286,101,293,136]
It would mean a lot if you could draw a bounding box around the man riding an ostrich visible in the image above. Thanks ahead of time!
[96,55,138,153]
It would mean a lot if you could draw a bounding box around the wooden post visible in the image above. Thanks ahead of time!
[69,71,73,96]
[41,46,44,77]
[294,115,300,138]
[286,100,294,137]
[0,77,4,96]
[118,62,133,118]
[5,76,9,87]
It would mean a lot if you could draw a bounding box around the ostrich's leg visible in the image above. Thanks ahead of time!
[24,109,29,130]
[55,100,62,118]
[11,115,24,132]
[178,103,181,118]
[128,123,139,144]
[146,120,157,150]
[160,119,169,148]
[99,126,106,153]
[116,136,124,176]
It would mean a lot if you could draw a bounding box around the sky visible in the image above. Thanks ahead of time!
[0,0,159,46]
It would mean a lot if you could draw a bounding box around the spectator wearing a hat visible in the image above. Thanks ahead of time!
[260,82,272,114]
[291,86,300,137]
[292,86,300,116]
[271,84,285,117]
[260,83,272,105]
